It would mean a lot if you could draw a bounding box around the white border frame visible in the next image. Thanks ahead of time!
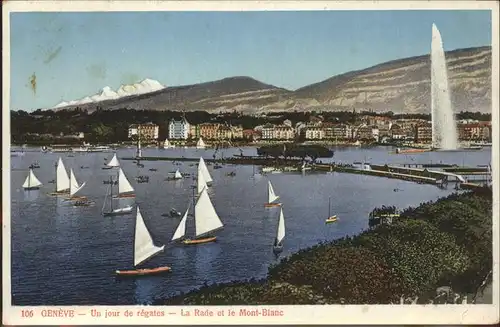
[3,1,499,325]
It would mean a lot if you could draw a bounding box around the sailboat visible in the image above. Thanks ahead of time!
[197,165,207,195]
[325,197,338,223]
[67,168,87,200]
[166,169,183,181]
[115,206,169,276]
[172,186,224,245]
[23,169,43,190]
[48,157,70,195]
[102,177,134,216]
[198,157,213,186]
[114,168,135,198]
[196,137,206,149]
[273,207,286,253]
[103,153,120,169]
[264,181,281,208]
[163,138,175,149]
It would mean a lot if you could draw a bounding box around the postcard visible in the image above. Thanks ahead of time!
[2,0,499,325]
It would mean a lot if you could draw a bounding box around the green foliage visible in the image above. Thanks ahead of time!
[352,220,470,297]
[400,191,492,293]
[268,246,405,303]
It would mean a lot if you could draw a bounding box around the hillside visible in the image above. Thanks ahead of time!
[294,46,492,114]
[52,46,492,114]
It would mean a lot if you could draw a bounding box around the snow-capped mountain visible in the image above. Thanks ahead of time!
[53,78,165,109]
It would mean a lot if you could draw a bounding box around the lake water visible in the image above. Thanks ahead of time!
[9,146,491,305]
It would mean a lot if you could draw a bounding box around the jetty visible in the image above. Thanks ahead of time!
[121,155,489,188]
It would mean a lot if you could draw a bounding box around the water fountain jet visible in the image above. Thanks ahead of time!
[431,23,459,150]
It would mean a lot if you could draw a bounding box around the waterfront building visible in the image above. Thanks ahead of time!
[198,123,221,140]
[231,125,244,139]
[128,123,159,140]
[390,124,406,140]
[355,124,378,141]
[168,118,190,140]
[260,123,275,140]
[457,122,491,141]
[217,125,233,140]
[305,126,324,140]
[415,122,432,143]
[330,123,352,140]
[274,125,295,140]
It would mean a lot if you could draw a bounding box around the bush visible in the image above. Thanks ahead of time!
[268,247,405,303]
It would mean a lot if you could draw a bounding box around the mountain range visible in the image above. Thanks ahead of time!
[51,46,492,114]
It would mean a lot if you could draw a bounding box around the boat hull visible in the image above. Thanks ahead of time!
[115,266,171,276]
[273,245,283,254]
[103,209,134,216]
[264,203,281,208]
[47,191,70,196]
[102,166,114,170]
[24,187,40,191]
[326,216,338,224]
[182,237,217,245]
[113,194,136,199]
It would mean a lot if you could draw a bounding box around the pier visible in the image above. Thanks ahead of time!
[122,156,490,188]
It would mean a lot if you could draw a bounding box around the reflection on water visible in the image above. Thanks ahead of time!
[10,146,491,305]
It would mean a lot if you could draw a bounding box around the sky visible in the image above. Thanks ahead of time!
[10,10,492,111]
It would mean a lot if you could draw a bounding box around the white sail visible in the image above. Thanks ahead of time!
[197,165,207,195]
[164,138,173,149]
[268,181,280,203]
[69,168,86,196]
[56,157,70,192]
[171,207,189,241]
[106,153,120,167]
[23,169,42,189]
[194,187,223,238]
[196,137,206,149]
[276,207,286,245]
[174,169,183,179]
[134,206,165,266]
[198,157,213,184]
[118,168,134,194]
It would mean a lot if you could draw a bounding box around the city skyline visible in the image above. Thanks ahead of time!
[10,10,492,111]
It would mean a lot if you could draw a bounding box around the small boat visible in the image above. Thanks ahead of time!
[115,207,169,276]
[196,137,206,149]
[264,181,281,208]
[149,168,157,172]
[23,168,42,190]
[171,187,224,246]
[325,197,338,224]
[47,158,70,196]
[102,179,134,216]
[80,166,89,169]
[262,166,275,173]
[273,207,286,254]
[103,153,119,169]
[74,199,94,207]
[226,171,236,177]
[213,164,223,169]
[29,162,40,169]
[113,168,136,198]
[166,169,183,181]
[135,176,149,183]
[65,168,87,201]
[163,138,175,149]
[168,208,182,217]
